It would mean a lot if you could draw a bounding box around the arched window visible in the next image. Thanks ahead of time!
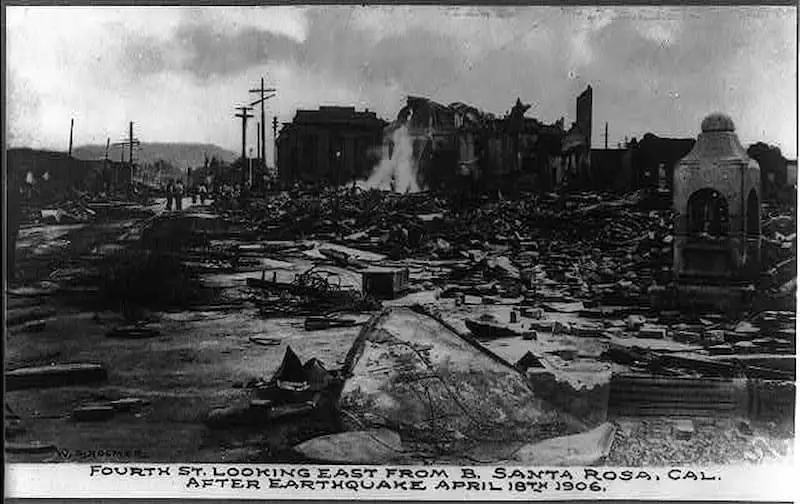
[687,188,729,236]
[746,189,759,237]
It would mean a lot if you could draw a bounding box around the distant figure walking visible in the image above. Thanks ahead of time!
[165,180,175,211]
[175,181,185,211]
[198,183,208,205]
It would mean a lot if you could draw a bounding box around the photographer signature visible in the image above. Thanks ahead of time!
[54,447,148,460]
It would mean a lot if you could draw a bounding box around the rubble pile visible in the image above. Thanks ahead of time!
[236,189,678,302]
[760,204,798,292]
[607,418,794,465]
[39,199,97,224]
[249,267,382,317]
[242,188,444,244]
[230,187,800,311]
[8,174,794,468]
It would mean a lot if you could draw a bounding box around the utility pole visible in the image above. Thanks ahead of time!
[256,122,261,169]
[249,77,276,168]
[113,122,140,185]
[104,137,110,187]
[129,122,134,166]
[604,122,609,150]
[234,105,254,161]
[129,122,134,181]
[68,118,74,157]
[272,116,279,168]
[249,147,254,187]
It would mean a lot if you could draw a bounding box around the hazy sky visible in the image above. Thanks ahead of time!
[6,6,798,160]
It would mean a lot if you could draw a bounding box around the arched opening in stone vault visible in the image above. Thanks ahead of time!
[687,188,729,237]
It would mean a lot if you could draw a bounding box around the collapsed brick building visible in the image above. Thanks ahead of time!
[384,86,593,194]
[276,106,386,187]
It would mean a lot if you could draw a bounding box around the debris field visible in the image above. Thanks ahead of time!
[4,187,796,466]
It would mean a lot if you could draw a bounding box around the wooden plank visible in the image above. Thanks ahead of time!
[6,363,107,391]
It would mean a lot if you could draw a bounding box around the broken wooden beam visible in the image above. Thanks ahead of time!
[6,363,108,391]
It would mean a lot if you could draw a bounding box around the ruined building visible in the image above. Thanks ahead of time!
[631,134,696,191]
[382,87,594,194]
[276,106,386,186]
[561,85,593,188]
[589,134,697,194]
[671,113,761,310]
[6,148,131,198]
[590,147,632,192]
[747,142,795,202]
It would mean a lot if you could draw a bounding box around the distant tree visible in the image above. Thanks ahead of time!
[747,142,783,164]
[748,142,787,200]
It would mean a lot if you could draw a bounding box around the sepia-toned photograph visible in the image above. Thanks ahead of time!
[4,3,797,478]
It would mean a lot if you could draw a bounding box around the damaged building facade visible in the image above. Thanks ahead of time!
[274,87,594,194]
[381,86,593,194]
[276,106,386,187]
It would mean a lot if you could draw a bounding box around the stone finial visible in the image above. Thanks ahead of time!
[701,113,736,133]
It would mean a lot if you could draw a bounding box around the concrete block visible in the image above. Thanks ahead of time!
[362,268,410,300]
[574,323,605,338]
[638,324,666,339]
[673,419,695,440]
[463,295,483,305]
[530,320,555,332]
[465,318,523,339]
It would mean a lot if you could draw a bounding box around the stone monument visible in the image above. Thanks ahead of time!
[671,113,761,310]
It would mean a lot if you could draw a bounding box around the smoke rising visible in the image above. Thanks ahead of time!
[360,125,423,193]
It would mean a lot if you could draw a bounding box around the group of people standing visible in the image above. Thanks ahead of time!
[164,179,185,211]
[164,180,210,211]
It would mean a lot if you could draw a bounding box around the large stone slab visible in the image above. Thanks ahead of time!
[512,422,616,466]
[293,429,405,464]
[339,307,560,445]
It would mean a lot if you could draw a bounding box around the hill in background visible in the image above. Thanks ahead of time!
[72,142,238,169]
